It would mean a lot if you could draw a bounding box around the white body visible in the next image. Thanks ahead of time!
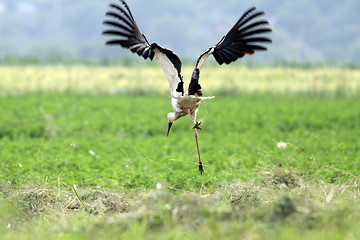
[169,95,214,122]
[153,48,214,122]
[103,0,272,173]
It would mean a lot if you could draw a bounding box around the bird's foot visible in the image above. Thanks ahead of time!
[193,121,202,130]
[198,162,204,175]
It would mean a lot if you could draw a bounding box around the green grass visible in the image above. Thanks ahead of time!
[0,65,359,239]
[0,94,359,190]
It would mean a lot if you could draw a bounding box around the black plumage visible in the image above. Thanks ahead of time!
[210,7,272,65]
[188,68,202,96]
[103,0,155,60]
[187,7,272,95]
[102,0,272,174]
[103,0,271,96]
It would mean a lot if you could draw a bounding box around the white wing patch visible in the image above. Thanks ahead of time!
[196,47,214,70]
[154,48,183,97]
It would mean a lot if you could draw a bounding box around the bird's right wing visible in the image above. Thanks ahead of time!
[102,0,184,96]
[187,7,272,96]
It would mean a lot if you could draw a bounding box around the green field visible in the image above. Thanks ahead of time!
[0,65,359,239]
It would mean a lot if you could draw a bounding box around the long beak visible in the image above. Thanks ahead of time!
[166,122,173,136]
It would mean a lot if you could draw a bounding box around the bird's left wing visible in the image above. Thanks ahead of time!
[187,7,272,96]
[102,0,154,60]
[102,0,184,96]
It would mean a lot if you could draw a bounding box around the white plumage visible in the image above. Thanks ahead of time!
[153,48,181,98]
[103,0,271,174]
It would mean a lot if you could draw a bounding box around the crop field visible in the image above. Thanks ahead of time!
[0,65,359,239]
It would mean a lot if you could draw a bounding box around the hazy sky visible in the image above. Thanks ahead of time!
[1,0,359,63]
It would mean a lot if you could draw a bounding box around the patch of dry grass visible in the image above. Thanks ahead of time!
[1,168,359,239]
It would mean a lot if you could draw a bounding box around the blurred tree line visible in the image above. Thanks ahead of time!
[0,0,359,64]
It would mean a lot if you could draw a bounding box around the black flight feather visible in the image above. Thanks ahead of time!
[102,0,155,60]
[212,7,272,65]
[188,68,202,96]
[188,6,271,95]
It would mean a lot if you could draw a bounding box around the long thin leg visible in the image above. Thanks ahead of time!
[182,109,204,174]
[193,128,204,174]
[183,109,196,123]
[182,109,201,129]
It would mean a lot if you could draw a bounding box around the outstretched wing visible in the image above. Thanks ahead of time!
[187,7,272,96]
[102,0,154,60]
[103,0,184,96]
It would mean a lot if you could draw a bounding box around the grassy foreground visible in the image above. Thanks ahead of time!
[0,65,359,239]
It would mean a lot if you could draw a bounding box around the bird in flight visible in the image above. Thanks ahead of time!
[103,0,271,174]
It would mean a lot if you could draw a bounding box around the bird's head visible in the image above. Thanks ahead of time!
[166,112,176,136]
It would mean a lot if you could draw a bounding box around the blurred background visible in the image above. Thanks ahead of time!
[0,0,359,65]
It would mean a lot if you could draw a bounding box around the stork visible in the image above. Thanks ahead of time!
[103,0,272,174]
